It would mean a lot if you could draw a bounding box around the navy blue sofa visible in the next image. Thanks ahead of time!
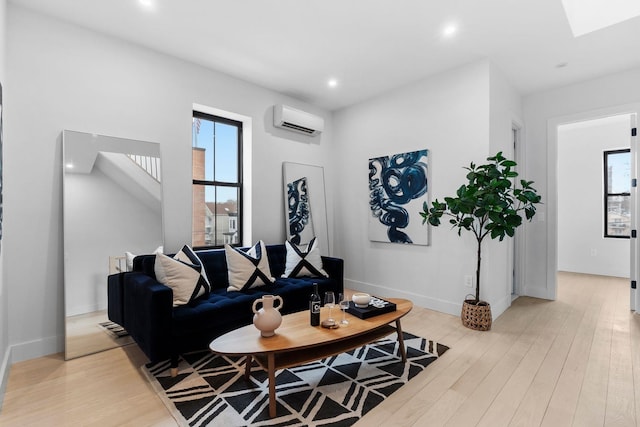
[108,244,343,369]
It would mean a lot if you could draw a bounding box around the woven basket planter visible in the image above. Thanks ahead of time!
[461,299,492,331]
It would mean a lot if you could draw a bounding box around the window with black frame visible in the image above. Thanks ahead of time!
[192,111,242,248]
[604,148,630,238]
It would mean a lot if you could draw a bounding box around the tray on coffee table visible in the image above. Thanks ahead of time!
[346,296,397,319]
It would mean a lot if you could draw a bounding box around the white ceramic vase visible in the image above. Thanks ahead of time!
[252,295,283,337]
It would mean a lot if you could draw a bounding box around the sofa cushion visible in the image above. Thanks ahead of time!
[174,245,211,296]
[154,253,204,306]
[225,240,274,291]
[283,238,328,278]
[171,276,335,334]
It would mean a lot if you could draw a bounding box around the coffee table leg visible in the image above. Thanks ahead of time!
[268,353,276,418]
[396,319,407,362]
[244,355,252,380]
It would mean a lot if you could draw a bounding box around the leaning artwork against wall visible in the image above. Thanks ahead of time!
[287,176,315,245]
[368,149,429,245]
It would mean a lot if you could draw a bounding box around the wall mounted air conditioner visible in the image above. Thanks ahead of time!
[273,104,324,136]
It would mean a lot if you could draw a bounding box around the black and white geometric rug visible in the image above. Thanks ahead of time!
[143,332,448,427]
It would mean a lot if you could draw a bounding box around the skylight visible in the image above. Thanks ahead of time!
[561,0,640,37]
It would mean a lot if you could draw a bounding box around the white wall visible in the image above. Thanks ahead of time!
[332,60,513,318]
[523,67,640,299]
[0,0,8,410]
[64,169,162,316]
[486,63,525,314]
[4,5,334,361]
[557,115,630,278]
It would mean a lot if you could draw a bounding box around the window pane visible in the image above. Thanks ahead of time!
[607,195,630,237]
[607,151,630,193]
[192,184,239,247]
[214,122,238,183]
[192,117,214,181]
[210,187,239,246]
[192,183,208,246]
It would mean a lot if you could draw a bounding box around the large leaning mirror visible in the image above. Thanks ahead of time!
[63,130,163,359]
[283,162,330,256]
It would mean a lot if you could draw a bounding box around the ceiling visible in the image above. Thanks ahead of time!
[9,0,640,111]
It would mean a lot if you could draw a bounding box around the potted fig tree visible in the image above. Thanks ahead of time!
[420,152,542,330]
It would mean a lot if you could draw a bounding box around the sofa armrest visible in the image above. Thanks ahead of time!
[322,256,344,294]
[123,272,174,362]
[107,273,126,327]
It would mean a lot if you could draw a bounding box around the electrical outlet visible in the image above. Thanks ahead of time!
[464,275,473,288]
[590,248,597,256]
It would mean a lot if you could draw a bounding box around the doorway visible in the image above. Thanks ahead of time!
[551,110,638,311]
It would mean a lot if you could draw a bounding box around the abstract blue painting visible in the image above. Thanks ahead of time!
[287,176,315,245]
[369,149,429,245]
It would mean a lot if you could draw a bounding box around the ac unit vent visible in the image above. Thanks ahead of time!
[280,122,316,135]
[273,105,324,136]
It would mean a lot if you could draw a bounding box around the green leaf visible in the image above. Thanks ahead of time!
[525,207,536,220]
[490,227,503,240]
[506,214,522,227]
[461,217,474,230]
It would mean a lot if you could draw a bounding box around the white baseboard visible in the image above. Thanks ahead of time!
[522,284,554,300]
[9,335,62,364]
[345,278,462,317]
[490,294,512,320]
[345,279,513,322]
[0,335,62,412]
[0,345,11,412]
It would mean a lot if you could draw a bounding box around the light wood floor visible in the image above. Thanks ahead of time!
[0,272,638,426]
[65,309,134,360]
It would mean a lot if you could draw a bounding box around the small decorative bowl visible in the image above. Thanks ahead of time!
[352,293,371,308]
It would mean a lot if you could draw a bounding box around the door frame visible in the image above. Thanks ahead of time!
[511,120,524,298]
[547,103,640,303]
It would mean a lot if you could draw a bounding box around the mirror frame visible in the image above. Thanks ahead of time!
[282,161,330,256]
[62,130,164,359]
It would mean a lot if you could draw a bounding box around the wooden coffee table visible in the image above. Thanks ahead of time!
[209,297,413,418]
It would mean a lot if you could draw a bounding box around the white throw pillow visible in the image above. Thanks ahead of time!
[154,253,202,307]
[225,240,274,291]
[174,245,211,295]
[125,245,163,271]
[283,237,328,278]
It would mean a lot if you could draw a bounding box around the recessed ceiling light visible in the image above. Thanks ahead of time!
[328,79,338,88]
[443,24,457,37]
[66,163,74,169]
[138,0,156,11]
